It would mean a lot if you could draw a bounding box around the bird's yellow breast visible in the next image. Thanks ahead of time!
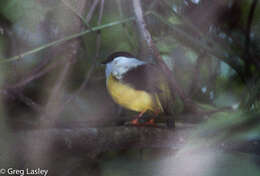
[107,75,160,112]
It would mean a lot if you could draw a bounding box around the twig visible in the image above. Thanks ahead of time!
[40,0,89,126]
[61,0,91,28]
[0,14,148,64]
[14,92,44,113]
[244,0,258,55]
[241,0,258,107]
[132,0,194,111]
[244,0,258,73]
[149,11,245,79]
[2,0,102,91]
[61,0,105,108]
[61,0,100,31]
[116,0,136,50]
[97,0,104,26]
[86,0,100,22]
[148,0,158,10]
[133,0,154,62]
[94,0,104,59]
[0,89,44,114]
[161,0,247,79]
[188,52,206,96]
[4,59,65,89]
[161,0,202,38]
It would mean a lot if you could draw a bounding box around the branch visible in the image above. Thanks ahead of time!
[86,0,100,22]
[4,59,65,89]
[61,0,91,28]
[2,0,101,91]
[116,0,136,50]
[132,0,196,111]
[188,52,207,96]
[61,0,105,110]
[245,0,258,55]
[149,0,246,79]
[1,5,143,118]
[11,91,43,113]
[243,0,258,75]
[0,14,145,64]
[41,0,90,124]
[149,11,244,77]
[133,0,154,55]
[14,126,191,158]
[7,125,259,160]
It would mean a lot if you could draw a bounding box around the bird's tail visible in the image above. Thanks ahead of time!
[154,80,175,114]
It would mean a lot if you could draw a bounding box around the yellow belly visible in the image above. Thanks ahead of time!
[107,75,160,112]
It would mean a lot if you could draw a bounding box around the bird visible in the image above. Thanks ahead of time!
[102,51,172,125]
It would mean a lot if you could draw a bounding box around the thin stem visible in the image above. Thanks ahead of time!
[133,0,186,99]
[61,0,91,28]
[0,14,146,64]
[86,0,100,22]
[244,0,258,63]
[5,59,65,89]
[149,11,244,75]
[61,0,105,108]
[116,0,136,49]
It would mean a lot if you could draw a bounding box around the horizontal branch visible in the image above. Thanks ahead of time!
[5,123,257,160]
[6,126,189,159]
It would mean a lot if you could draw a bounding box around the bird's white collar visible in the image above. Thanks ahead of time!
[105,56,145,80]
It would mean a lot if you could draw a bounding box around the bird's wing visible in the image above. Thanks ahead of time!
[121,64,162,93]
[121,63,175,114]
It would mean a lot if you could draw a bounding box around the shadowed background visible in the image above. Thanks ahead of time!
[0,0,260,175]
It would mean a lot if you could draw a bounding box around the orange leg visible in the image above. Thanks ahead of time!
[143,109,160,125]
[131,110,147,125]
[131,109,160,126]
[143,118,155,125]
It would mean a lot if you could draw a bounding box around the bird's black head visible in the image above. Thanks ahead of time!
[101,51,135,64]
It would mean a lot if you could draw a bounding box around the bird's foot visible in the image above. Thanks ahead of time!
[143,118,155,125]
[130,118,155,126]
[131,118,140,125]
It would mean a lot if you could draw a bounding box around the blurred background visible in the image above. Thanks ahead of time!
[0,0,260,175]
